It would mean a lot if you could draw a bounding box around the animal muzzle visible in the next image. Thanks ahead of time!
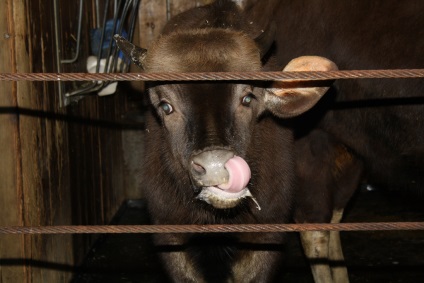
[189,150,260,210]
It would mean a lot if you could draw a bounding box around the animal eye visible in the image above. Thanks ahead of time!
[241,93,254,106]
[159,101,174,115]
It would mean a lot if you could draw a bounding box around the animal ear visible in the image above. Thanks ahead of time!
[254,21,276,58]
[264,56,338,118]
[113,35,148,70]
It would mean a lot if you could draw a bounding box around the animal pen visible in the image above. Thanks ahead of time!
[0,0,424,282]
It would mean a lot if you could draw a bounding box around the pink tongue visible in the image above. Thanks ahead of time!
[218,156,251,193]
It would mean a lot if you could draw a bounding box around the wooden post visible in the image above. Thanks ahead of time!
[0,0,28,282]
[0,0,76,282]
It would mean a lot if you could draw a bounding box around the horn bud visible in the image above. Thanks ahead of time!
[113,35,147,70]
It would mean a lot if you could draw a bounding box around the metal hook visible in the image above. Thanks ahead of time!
[64,0,140,99]
[61,0,84,64]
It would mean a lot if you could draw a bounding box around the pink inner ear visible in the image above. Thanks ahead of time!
[282,56,339,72]
[264,56,338,118]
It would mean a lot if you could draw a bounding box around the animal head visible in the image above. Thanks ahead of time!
[114,1,337,212]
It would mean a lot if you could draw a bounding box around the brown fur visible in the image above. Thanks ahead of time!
[294,129,363,224]
[266,0,424,193]
[145,29,261,73]
[139,1,294,282]
[128,1,424,282]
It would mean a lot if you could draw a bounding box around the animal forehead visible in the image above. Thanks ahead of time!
[145,29,261,72]
[155,82,235,98]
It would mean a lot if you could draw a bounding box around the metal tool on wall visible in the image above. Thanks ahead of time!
[54,0,140,106]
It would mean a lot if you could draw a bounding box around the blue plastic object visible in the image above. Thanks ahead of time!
[90,19,128,59]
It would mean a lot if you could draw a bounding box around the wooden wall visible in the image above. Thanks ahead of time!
[0,1,27,281]
[0,0,127,282]
[0,0,213,282]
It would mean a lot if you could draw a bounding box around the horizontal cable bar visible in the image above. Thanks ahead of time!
[1,222,424,235]
[0,69,424,82]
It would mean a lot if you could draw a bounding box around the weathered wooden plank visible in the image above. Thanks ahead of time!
[63,0,129,265]
[22,0,75,281]
[0,0,27,282]
[0,0,93,282]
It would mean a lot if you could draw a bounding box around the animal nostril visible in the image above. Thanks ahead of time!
[191,161,206,175]
[189,150,234,187]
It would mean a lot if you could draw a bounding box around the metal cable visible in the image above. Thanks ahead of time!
[0,69,424,82]
[1,222,424,234]
[1,69,423,235]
